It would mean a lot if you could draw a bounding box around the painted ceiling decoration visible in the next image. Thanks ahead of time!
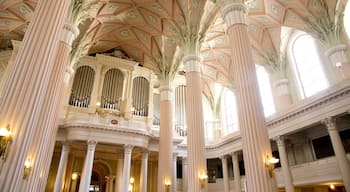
[0,0,345,90]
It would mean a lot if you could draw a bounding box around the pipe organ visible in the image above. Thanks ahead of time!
[175,85,187,136]
[69,66,95,108]
[132,77,149,117]
[101,68,124,110]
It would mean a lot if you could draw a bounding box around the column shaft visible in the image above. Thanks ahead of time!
[221,3,276,191]
[79,140,97,192]
[323,118,350,191]
[182,157,188,192]
[158,80,174,192]
[0,0,70,191]
[54,142,70,192]
[140,151,148,192]
[231,152,241,192]
[276,136,294,192]
[272,79,292,111]
[221,156,229,192]
[325,44,350,80]
[115,158,123,192]
[120,145,133,192]
[173,153,178,192]
[184,55,207,192]
[25,24,79,191]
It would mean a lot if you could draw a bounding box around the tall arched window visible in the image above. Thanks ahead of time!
[69,66,95,108]
[256,65,275,117]
[223,89,238,134]
[344,2,350,39]
[291,33,329,98]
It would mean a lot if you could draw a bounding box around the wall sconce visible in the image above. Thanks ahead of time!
[128,177,135,192]
[71,172,78,180]
[265,156,279,177]
[0,124,12,160]
[199,173,208,188]
[164,180,171,192]
[23,159,32,179]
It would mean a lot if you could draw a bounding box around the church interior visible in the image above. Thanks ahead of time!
[0,0,349,192]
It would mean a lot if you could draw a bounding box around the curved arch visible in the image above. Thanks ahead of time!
[101,68,124,110]
[289,31,329,99]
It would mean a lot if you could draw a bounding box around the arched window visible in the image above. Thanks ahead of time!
[223,89,238,134]
[69,66,95,108]
[344,2,350,39]
[256,65,275,116]
[203,95,214,142]
[291,33,328,98]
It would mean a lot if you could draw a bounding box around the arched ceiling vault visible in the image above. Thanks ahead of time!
[0,0,344,91]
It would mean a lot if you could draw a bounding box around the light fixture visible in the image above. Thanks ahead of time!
[23,159,32,179]
[0,124,12,160]
[199,173,208,188]
[265,155,279,177]
[164,180,171,192]
[329,184,335,190]
[72,172,78,180]
[128,177,135,192]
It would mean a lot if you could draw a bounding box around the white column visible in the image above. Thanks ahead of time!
[158,80,174,192]
[140,151,148,192]
[115,157,123,192]
[184,55,207,192]
[275,136,294,192]
[54,142,70,192]
[322,117,350,192]
[273,78,292,111]
[221,156,229,192]
[231,152,241,192]
[0,0,70,191]
[79,140,97,192]
[182,157,188,192]
[173,153,178,192]
[220,2,277,191]
[120,145,133,192]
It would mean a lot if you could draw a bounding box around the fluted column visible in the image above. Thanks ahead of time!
[322,117,350,191]
[79,140,97,192]
[325,44,350,80]
[275,136,294,192]
[272,78,292,111]
[158,80,174,192]
[221,156,229,192]
[184,55,207,192]
[231,152,241,192]
[120,145,133,192]
[221,2,277,191]
[54,142,70,192]
[140,151,149,192]
[181,157,188,192]
[0,0,70,191]
[25,23,80,191]
[115,157,124,192]
[173,153,178,192]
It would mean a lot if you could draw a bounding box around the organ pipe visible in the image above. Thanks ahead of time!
[101,68,124,110]
[132,77,149,117]
[69,66,95,108]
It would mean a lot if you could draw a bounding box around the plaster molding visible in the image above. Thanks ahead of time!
[221,3,247,28]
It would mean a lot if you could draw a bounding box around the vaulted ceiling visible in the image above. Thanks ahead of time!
[0,0,338,91]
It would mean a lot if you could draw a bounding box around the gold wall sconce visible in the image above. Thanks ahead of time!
[71,172,79,180]
[0,124,12,160]
[23,159,32,179]
[199,173,208,188]
[265,155,279,177]
[164,180,171,192]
